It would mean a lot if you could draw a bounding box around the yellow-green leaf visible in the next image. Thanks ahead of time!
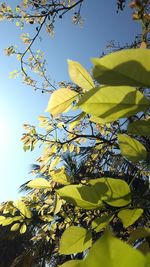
[77,86,150,123]
[15,200,32,219]
[118,134,147,163]
[128,120,150,136]
[92,215,114,232]
[51,168,71,185]
[45,88,78,116]
[27,178,51,189]
[20,223,27,234]
[118,209,143,228]
[68,59,94,91]
[69,112,85,130]
[59,226,92,255]
[92,49,150,87]
[11,223,20,231]
[59,260,81,267]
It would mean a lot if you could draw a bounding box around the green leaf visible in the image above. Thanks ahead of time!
[45,88,78,116]
[92,49,150,87]
[92,215,114,232]
[118,134,147,162]
[20,223,27,234]
[27,178,51,189]
[57,183,106,209]
[68,60,94,91]
[69,112,85,130]
[77,86,150,123]
[59,260,82,267]
[89,178,131,207]
[118,209,143,228]
[15,200,32,219]
[59,226,92,255]
[128,120,150,136]
[51,168,71,185]
[145,253,150,267]
[11,223,20,231]
[82,230,146,267]
[128,228,150,244]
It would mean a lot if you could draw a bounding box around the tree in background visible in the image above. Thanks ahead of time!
[0,0,150,266]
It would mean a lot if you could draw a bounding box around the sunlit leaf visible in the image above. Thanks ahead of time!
[27,178,51,189]
[51,168,71,185]
[92,214,114,232]
[128,120,150,136]
[57,183,105,209]
[15,200,32,219]
[92,49,150,87]
[82,230,146,267]
[68,60,94,91]
[59,226,92,255]
[20,223,27,234]
[118,134,147,162]
[69,112,85,130]
[11,223,20,231]
[89,178,131,207]
[59,260,82,267]
[77,86,150,123]
[118,208,143,228]
[45,88,78,116]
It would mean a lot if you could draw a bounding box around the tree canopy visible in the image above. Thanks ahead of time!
[0,1,150,267]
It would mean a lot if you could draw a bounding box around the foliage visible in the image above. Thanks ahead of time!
[0,0,150,267]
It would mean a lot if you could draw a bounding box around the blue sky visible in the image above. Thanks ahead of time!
[0,1,140,201]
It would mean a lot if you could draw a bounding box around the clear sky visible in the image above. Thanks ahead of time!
[0,1,140,201]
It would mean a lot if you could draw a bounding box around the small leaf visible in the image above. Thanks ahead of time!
[128,120,150,136]
[69,112,85,130]
[45,88,78,116]
[92,49,150,87]
[59,226,92,255]
[27,178,51,189]
[77,86,150,123]
[20,223,27,234]
[1,217,14,226]
[128,227,150,244]
[15,200,32,219]
[11,223,20,231]
[118,134,147,162]
[118,209,143,228]
[49,156,60,171]
[68,59,94,91]
[51,168,71,185]
[92,215,114,232]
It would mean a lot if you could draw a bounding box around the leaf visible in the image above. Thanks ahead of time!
[53,194,62,215]
[1,217,14,226]
[82,230,146,267]
[128,120,150,136]
[92,49,150,87]
[51,168,71,185]
[89,178,131,207]
[57,183,106,209]
[118,134,147,162]
[59,226,92,255]
[128,228,150,244]
[27,178,51,189]
[20,223,27,234]
[11,223,20,231]
[92,215,114,232]
[118,208,143,228]
[77,86,150,123]
[59,260,82,267]
[69,112,85,130]
[15,200,32,219]
[68,60,94,91]
[0,216,6,224]
[45,88,78,116]
[49,156,60,171]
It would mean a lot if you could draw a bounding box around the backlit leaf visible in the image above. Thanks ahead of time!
[68,60,94,91]
[45,88,78,116]
[15,200,32,219]
[118,208,143,228]
[77,86,150,123]
[59,260,81,267]
[27,178,51,189]
[128,120,150,136]
[92,49,150,87]
[118,134,147,162]
[20,223,27,234]
[51,168,71,185]
[59,226,92,255]
[11,223,20,231]
[92,214,114,232]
